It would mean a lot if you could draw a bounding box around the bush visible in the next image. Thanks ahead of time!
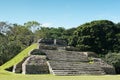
[30,49,45,55]
[104,53,120,74]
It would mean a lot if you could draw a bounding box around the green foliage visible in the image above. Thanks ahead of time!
[104,53,120,73]
[69,20,118,54]
[113,23,120,52]
[24,21,40,28]
[30,49,45,55]
[24,21,41,32]
[0,43,38,70]
[35,27,65,40]
[0,23,35,66]
[0,22,11,34]
[62,28,76,44]
[105,53,120,67]
[0,42,21,65]
[7,24,34,48]
[0,34,21,65]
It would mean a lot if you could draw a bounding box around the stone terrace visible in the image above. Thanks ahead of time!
[44,50,106,75]
[12,39,115,75]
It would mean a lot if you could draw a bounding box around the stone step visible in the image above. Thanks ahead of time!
[51,67,104,71]
[52,69,104,72]
[44,50,89,61]
[53,71,105,76]
[49,61,87,65]
[53,71,105,74]
[52,67,102,70]
[49,61,100,68]
[47,60,106,75]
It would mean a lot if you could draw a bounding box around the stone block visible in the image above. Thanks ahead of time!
[22,55,49,74]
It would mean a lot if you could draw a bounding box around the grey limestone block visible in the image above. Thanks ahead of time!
[22,55,49,74]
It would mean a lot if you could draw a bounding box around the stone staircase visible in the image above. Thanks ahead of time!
[44,50,88,61]
[44,50,105,75]
[12,38,115,75]
[48,61,105,75]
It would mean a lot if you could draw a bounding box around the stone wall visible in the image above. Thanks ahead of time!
[22,55,49,74]
[38,38,67,46]
[39,45,57,50]
[65,46,81,51]
[12,57,28,73]
[93,58,116,74]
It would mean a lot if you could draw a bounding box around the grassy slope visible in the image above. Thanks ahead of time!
[0,43,38,70]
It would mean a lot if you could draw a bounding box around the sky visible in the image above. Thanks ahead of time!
[0,0,120,28]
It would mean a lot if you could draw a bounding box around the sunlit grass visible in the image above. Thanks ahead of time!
[0,70,15,76]
[0,43,38,70]
[0,73,120,80]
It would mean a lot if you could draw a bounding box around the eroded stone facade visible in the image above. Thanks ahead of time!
[13,39,116,75]
[22,55,49,74]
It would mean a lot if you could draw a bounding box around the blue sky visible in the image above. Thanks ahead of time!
[0,0,120,28]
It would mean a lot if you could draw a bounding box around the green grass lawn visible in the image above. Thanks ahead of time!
[0,73,120,80]
[0,70,120,80]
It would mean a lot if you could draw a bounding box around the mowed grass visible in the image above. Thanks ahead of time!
[0,74,120,80]
[0,43,38,70]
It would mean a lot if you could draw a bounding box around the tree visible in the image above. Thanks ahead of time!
[7,24,34,49]
[105,53,120,74]
[0,35,21,65]
[69,20,117,54]
[113,23,120,52]
[34,27,65,40]
[0,22,36,65]
[24,21,41,32]
[62,28,76,44]
[0,22,11,34]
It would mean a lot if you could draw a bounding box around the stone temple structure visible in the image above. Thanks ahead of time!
[12,39,116,75]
